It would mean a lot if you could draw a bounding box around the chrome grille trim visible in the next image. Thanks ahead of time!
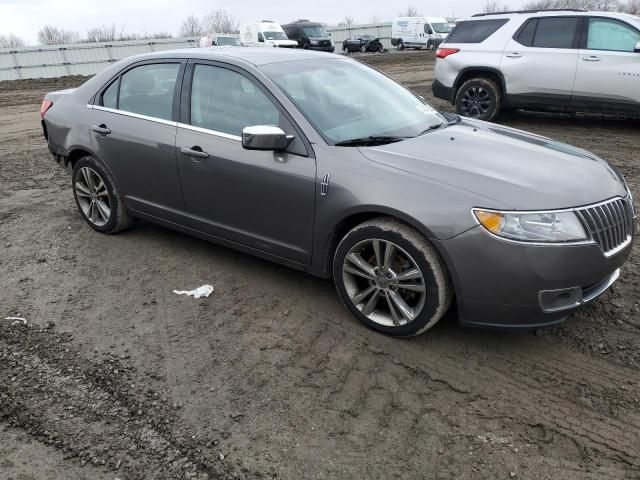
[575,197,634,257]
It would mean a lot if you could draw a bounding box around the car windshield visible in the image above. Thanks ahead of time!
[303,25,328,37]
[261,59,446,145]
[432,22,452,33]
[217,36,240,46]
[263,30,288,40]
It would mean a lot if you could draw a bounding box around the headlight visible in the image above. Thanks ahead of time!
[473,209,587,243]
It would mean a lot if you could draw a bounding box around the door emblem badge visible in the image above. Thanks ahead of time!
[320,173,330,196]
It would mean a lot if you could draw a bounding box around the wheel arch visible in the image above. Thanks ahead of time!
[315,206,449,280]
[453,67,507,103]
[64,146,125,197]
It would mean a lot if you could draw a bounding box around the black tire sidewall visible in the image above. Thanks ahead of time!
[398,41,404,50]
[72,156,120,233]
[455,78,501,122]
[333,224,445,337]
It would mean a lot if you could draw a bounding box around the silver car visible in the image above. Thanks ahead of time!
[41,47,635,336]
[433,10,640,121]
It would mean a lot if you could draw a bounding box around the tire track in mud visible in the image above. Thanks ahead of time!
[0,321,259,480]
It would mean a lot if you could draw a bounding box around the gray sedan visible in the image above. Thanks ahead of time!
[41,47,635,336]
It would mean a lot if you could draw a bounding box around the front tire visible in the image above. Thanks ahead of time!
[361,45,367,53]
[72,156,134,234]
[397,40,404,50]
[333,218,452,337]
[455,77,501,121]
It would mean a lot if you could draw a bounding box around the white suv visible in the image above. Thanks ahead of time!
[433,9,640,121]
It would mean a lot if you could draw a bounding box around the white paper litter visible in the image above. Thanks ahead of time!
[5,316,27,325]
[172,285,214,299]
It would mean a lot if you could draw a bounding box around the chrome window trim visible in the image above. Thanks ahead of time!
[177,123,242,142]
[87,104,243,141]
[471,195,632,249]
[87,104,178,127]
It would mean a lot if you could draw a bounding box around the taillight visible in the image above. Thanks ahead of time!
[40,99,53,119]
[436,48,460,59]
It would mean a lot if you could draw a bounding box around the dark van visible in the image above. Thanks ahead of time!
[281,20,335,52]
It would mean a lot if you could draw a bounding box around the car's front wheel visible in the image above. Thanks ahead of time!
[333,219,452,337]
[361,45,367,53]
[72,156,133,234]
[455,77,501,121]
[397,40,404,50]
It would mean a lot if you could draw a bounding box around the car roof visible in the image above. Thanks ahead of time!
[124,47,338,66]
[466,10,640,22]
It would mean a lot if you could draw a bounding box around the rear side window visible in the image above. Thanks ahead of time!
[514,19,537,46]
[117,63,180,121]
[587,18,640,52]
[446,19,509,43]
[101,79,119,109]
[532,17,579,49]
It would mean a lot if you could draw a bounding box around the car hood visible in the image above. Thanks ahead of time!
[359,119,627,210]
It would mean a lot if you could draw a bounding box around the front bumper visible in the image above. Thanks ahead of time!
[435,225,634,330]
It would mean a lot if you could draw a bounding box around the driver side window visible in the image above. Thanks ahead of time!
[190,64,280,137]
[587,18,640,52]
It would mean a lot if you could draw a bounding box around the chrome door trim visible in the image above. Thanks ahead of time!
[177,122,242,142]
[87,104,178,127]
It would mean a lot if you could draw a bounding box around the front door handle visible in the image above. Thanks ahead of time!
[583,55,601,62]
[91,124,111,135]
[506,52,522,58]
[180,146,209,159]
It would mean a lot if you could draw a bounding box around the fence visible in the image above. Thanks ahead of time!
[0,37,198,81]
[326,22,393,50]
[0,22,397,82]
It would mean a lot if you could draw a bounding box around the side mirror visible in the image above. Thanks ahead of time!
[242,126,293,151]
[636,41,640,53]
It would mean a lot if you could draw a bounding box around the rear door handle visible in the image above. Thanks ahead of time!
[505,52,522,58]
[91,124,111,135]
[583,56,601,62]
[180,146,209,159]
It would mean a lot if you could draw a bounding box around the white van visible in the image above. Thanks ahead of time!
[239,21,297,48]
[392,17,453,50]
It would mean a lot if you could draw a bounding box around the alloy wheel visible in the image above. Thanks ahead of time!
[75,167,111,227]
[342,239,427,327]
[461,86,492,118]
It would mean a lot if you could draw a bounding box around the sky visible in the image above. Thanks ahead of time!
[0,0,528,45]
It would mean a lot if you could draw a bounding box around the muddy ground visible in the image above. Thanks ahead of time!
[0,51,639,480]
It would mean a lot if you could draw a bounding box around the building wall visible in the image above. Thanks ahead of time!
[0,37,198,81]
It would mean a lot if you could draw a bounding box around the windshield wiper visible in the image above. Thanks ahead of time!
[334,136,410,147]
[418,122,446,135]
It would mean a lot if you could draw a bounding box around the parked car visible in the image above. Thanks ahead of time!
[41,48,635,337]
[391,16,453,50]
[282,19,335,52]
[239,21,297,48]
[342,35,385,53]
[198,34,241,47]
[433,9,640,121]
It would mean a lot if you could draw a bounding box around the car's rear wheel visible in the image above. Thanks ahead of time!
[72,156,134,234]
[455,77,501,121]
[377,44,384,53]
[397,40,404,50]
[361,45,367,53]
[333,218,452,337]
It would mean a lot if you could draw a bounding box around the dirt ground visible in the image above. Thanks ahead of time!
[1,51,639,480]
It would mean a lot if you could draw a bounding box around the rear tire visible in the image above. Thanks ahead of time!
[361,45,367,53]
[455,77,501,121]
[333,218,452,337]
[72,156,134,234]
[397,40,404,50]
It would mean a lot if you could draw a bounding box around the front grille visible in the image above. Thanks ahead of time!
[575,197,634,256]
